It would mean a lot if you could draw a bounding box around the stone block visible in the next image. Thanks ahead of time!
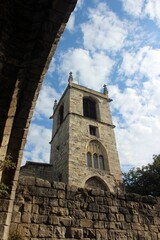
[132,214,139,223]
[108,206,118,213]
[69,209,85,219]
[80,219,93,228]
[58,207,69,216]
[68,200,80,209]
[66,227,83,239]
[39,205,51,215]
[59,199,67,207]
[142,195,157,204]
[71,219,80,227]
[32,204,39,214]
[50,198,59,207]
[99,213,107,221]
[149,225,159,233]
[11,212,21,223]
[52,181,65,190]
[132,223,144,231]
[119,207,129,215]
[9,223,18,234]
[83,228,96,238]
[17,224,31,238]
[125,214,132,223]
[53,226,66,239]
[107,213,116,221]
[95,196,104,204]
[38,224,53,238]
[59,217,71,226]
[32,196,45,204]
[94,220,105,229]
[88,203,99,212]
[24,203,32,213]
[58,190,65,199]
[99,205,109,213]
[96,229,108,240]
[19,176,36,186]
[31,214,48,224]
[121,222,131,230]
[30,224,39,238]
[35,178,51,188]
[22,212,31,223]
[93,213,99,220]
[0,199,9,211]
[116,213,125,222]
[48,215,59,225]
[85,211,94,220]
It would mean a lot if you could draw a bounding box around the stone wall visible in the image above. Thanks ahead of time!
[20,162,53,182]
[0,0,78,238]
[6,176,160,239]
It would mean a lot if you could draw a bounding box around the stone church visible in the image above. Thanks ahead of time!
[21,73,122,193]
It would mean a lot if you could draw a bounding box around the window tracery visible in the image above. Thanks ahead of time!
[86,140,109,171]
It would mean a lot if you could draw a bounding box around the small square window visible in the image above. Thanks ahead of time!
[89,126,97,136]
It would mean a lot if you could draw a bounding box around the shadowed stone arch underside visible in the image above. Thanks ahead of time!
[85,176,109,191]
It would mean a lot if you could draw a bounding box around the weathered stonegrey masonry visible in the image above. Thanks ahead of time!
[49,75,122,192]
[0,1,77,239]
[5,176,160,239]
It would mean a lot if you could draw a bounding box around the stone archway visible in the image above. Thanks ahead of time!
[85,176,109,191]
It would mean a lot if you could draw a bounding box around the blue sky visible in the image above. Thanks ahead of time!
[23,0,160,172]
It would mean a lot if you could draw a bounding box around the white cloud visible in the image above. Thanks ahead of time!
[58,48,114,90]
[66,14,75,32]
[33,84,61,120]
[110,84,160,169]
[66,0,84,32]
[121,0,160,26]
[109,45,160,169]
[23,124,51,165]
[120,46,160,80]
[144,0,160,26]
[81,2,128,53]
[47,58,56,75]
[121,0,144,17]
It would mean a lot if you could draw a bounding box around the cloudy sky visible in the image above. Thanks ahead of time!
[23,0,160,172]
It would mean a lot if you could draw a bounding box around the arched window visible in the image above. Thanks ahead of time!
[93,153,98,169]
[86,140,109,172]
[99,155,105,170]
[59,105,64,124]
[87,152,92,167]
[83,97,97,120]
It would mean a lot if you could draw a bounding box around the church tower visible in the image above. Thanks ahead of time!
[50,73,122,192]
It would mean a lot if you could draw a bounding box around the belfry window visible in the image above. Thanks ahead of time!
[59,105,64,124]
[83,97,97,120]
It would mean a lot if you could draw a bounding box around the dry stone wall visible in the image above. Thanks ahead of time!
[6,176,160,239]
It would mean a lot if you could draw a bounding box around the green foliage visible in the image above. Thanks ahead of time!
[123,154,160,196]
[0,182,9,197]
[0,154,16,171]
[0,154,16,197]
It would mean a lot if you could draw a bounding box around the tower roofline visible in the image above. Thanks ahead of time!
[71,82,109,99]
[52,82,112,117]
